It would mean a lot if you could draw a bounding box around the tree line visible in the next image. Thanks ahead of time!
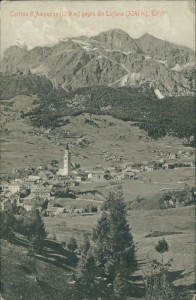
[21,85,195,145]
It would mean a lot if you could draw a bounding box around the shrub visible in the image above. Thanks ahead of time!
[67,237,78,253]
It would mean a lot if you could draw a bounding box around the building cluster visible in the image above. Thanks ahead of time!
[1,145,195,214]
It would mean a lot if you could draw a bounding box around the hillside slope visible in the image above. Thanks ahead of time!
[0,74,53,100]
[1,239,74,300]
[24,85,195,142]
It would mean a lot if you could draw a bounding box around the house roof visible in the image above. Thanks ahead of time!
[56,207,65,213]
[46,206,58,213]
[89,171,105,175]
[8,184,20,188]
[31,186,51,192]
[122,167,133,173]
[27,176,40,181]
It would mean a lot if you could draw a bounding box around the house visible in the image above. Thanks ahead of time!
[31,186,51,198]
[130,167,141,173]
[26,176,41,185]
[44,128,51,135]
[122,167,133,173]
[181,162,192,167]
[143,166,154,172]
[8,184,20,194]
[38,171,53,180]
[121,169,135,178]
[169,153,176,160]
[1,183,9,192]
[168,199,175,207]
[162,163,169,169]
[168,163,176,169]
[73,208,84,214]
[67,180,78,187]
[45,206,66,216]
[77,171,88,181]
[1,199,12,211]
[14,178,23,184]
[88,171,105,182]
[56,207,66,215]
[75,176,82,183]
[115,173,125,180]
[46,206,58,217]
[2,191,14,199]
[106,167,116,173]
[23,204,33,211]
[1,183,20,195]
[28,175,41,182]
[1,193,20,211]
[37,165,44,170]
[153,161,164,170]
[64,206,73,214]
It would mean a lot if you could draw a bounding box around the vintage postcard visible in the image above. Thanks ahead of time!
[0,1,195,299]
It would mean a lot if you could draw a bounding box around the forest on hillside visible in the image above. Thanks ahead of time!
[23,85,195,145]
[0,73,195,145]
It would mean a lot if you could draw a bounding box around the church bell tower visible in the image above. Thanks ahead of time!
[63,144,70,175]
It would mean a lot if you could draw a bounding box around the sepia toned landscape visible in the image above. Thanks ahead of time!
[0,1,195,299]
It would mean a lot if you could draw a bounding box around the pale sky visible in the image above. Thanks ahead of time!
[1,1,195,55]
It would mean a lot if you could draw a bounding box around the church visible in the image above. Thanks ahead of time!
[57,144,70,176]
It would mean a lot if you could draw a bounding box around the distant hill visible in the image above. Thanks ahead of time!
[0,71,194,144]
[21,85,195,143]
[1,29,195,97]
[0,73,53,100]
[135,33,194,67]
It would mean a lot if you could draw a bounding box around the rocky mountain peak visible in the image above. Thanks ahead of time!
[3,44,27,57]
[93,28,141,52]
[0,29,195,98]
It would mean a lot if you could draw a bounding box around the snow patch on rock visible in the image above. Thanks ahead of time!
[154,89,164,99]
[171,63,181,71]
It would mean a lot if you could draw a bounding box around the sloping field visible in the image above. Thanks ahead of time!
[1,239,73,300]
[44,205,195,291]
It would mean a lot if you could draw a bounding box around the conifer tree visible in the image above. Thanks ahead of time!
[74,187,137,299]
[25,210,47,254]
[94,187,137,297]
[67,237,78,253]
[80,233,90,257]
[74,248,100,299]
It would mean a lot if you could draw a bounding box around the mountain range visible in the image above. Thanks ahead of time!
[1,29,195,98]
